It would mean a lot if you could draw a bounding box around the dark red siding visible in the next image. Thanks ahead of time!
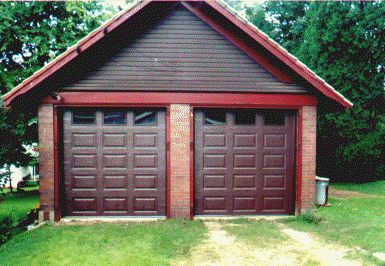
[61,7,307,94]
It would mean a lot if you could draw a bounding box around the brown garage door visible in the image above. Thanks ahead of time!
[194,108,295,215]
[63,108,166,216]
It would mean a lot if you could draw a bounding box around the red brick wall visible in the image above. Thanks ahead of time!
[38,103,55,222]
[169,104,191,219]
[301,105,317,211]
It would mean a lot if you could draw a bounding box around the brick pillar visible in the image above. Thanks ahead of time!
[38,103,55,222]
[169,104,191,219]
[301,106,317,212]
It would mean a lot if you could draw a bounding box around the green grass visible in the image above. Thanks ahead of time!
[280,193,385,265]
[0,219,207,266]
[330,180,385,196]
[0,188,39,222]
[221,218,289,248]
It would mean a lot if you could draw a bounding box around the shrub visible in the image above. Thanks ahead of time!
[27,205,40,223]
[0,215,14,245]
[17,205,40,228]
[25,181,39,187]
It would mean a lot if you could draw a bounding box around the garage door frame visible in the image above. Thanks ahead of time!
[193,108,297,216]
[54,104,171,220]
[61,107,168,217]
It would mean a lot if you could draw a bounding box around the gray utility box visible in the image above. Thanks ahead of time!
[315,177,330,206]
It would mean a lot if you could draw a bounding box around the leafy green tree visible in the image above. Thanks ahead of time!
[0,2,118,192]
[296,1,385,182]
[0,107,34,193]
[245,1,308,50]
[246,1,385,182]
[0,1,116,94]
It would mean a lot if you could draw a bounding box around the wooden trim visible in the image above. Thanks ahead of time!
[53,105,60,221]
[166,106,171,219]
[296,107,303,214]
[42,92,318,107]
[181,1,293,83]
[189,106,194,220]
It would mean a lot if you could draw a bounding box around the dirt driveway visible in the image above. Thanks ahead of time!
[173,188,382,266]
[174,219,372,266]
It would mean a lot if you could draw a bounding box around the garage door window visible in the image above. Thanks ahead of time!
[135,110,156,125]
[104,111,126,125]
[204,109,226,125]
[73,110,95,125]
[264,111,285,126]
[234,109,256,125]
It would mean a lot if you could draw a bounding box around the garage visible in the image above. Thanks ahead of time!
[2,0,352,221]
[194,108,295,215]
[62,108,166,216]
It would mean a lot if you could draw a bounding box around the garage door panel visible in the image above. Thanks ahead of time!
[263,175,286,189]
[195,108,295,215]
[102,154,127,169]
[63,109,166,217]
[72,133,97,147]
[233,154,257,169]
[103,198,128,213]
[203,175,226,189]
[72,175,97,190]
[73,154,97,169]
[103,133,127,147]
[134,133,158,148]
[72,198,97,213]
[133,154,158,169]
[233,197,256,211]
[203,154,227,169]
[262,196,285,211]
[233,175,256,189]
[264,134,286,149]
[203,197,226,211]
[103,175,128,189]
[203,133,227,147]
[133,197,157,212]
[263,154,286,169]
[234,134,257,148]
[134,175,157,189]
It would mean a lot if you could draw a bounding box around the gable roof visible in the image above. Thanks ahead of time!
[2,0,352,108]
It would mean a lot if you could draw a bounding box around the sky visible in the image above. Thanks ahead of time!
[104,0,260,11]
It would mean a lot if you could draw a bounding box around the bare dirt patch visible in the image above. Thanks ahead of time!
[328,188,379,199]
[173,220,373,266]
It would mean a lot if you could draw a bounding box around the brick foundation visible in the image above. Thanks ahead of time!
[169,104,191,219]
[300,106,317,212]
[38,103,55,222]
